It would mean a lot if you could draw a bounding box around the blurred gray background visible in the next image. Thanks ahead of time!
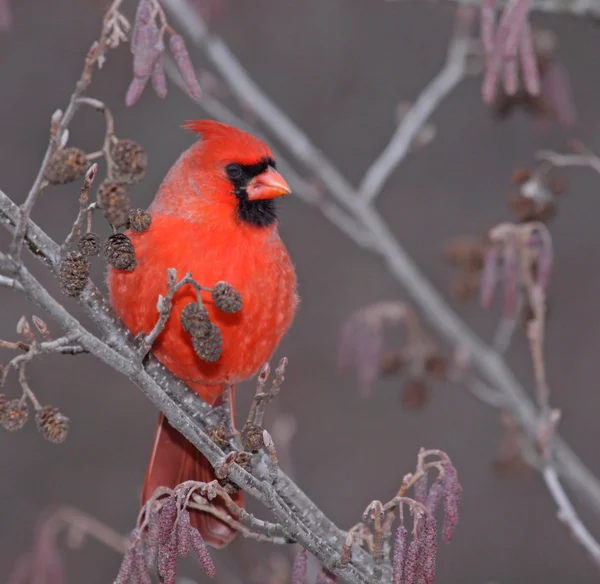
[2,1,600,582]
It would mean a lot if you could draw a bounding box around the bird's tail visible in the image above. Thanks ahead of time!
[141,385,243,548]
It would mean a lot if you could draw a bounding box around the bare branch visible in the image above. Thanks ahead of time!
[358,36,470,204]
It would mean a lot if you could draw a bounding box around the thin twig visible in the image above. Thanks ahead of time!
[537,150,600,176]
[543,466,600,563]
[358,36,470,204]
[61,164,98,253]
[9,0,124,260]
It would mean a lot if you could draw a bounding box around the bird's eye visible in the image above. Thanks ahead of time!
[226,164,243,180]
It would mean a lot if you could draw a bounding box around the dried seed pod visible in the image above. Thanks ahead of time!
[208,424,230,449]
[97,180,131,227]
[1,398,29,431]
[78,232,101,257]
[378,352,405,376]
[241,422,265,453]
[192,323,223,363]
[511,168,532,185]
[127,208,152,233]
[35,405,69,443]
[181,303,211,337]
[211,281,243,313]
[0,394,8,418]
[104,233,137,271]
[44,147,88,184]
[59,251,90,296]
[508,193,555,223]
[111,139,148,184]
[424,353,446,378]
[402,378,429,410]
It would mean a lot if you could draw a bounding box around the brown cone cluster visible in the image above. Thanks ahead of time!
[103,233,137,271]
[180,302,222,362]
[97,180,132,228]
[36,405,69,443]
[44,147,88,184]
[111,139,148,184]
[78,232,101,257]
[1,398,29,431]
[59,251,90,296]
[127,208,152,233]
[212,281,243,313]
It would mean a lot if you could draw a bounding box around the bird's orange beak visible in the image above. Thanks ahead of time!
[246,167,292,201]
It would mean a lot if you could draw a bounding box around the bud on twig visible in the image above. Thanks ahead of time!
[104,233,137,271]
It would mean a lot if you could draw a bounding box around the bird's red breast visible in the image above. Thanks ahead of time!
[108,119,299,403]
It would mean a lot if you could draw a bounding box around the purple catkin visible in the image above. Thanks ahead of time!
[115,548,136,584]
[157,497,178,546]
[502,0,529,59]
[132,23,162,79]
[442,466,463,543]
[481,46,504,104]
[403,539,423,584]
[190,528,216,577]
[480,247,498,309]
[151,54,168,99]
[158,531,178,584]
[176,510,191,557]
[392,525,409,584]
[542,62,577,128]
[291,548,308,584]
[144,510,160,569]
[519,23,541,96]
[169,34,202,99]
[131,0,152,53]
[425,481,443,515]
[125,76,150,107]
[132,546,152,584]
[413,474,428,504]
[420,515,438,584]
[480,0,496,54]
[502,58,519,96]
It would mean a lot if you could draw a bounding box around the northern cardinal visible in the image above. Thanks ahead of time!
[108,120,298,547]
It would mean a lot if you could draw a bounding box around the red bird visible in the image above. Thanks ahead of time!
[108,121,298,548]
